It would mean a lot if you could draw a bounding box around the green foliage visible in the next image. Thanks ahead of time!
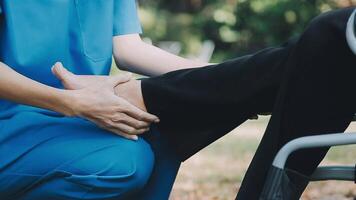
[139,0,341,62]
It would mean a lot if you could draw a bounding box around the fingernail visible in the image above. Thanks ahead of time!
[154,119,160,123]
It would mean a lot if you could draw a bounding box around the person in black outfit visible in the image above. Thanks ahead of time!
[140,7,356,199]
[56,7,356,200]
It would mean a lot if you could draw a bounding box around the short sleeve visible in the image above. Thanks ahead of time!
[113,0,142,36]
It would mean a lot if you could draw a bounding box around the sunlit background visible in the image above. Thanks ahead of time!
[116,0,356,199]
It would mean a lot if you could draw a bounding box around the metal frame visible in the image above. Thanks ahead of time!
[311,166,355,181]
[272,132,356,182]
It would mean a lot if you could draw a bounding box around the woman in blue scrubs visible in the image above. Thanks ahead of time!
[0,0,211,199]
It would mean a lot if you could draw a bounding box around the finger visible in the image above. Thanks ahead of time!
[51,62,74,81]
[110,122,149,135]
[100,122,139,140]
[121,100,159,123]
[56,62,74,76]
[51,63,65,81]
[108,128,139,140]
[108,73,132,87]
[112,113,150,129]
[86,119,138,140]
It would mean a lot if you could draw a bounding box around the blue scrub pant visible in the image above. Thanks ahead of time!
[0,112,180,200]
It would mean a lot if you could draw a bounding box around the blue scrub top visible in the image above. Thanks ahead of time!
[0,0,142,119]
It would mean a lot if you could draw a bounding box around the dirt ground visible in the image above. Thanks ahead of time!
[170,116,356,200]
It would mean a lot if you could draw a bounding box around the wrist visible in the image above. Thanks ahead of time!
[55,89,78,117]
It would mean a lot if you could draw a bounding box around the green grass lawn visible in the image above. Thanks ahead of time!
[170,116,356,200]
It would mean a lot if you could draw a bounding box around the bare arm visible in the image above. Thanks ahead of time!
[53,34,214,89]
[113,34,211,76]
[0,62,73,115]
[0,62,158,140]
[53,33,213,87]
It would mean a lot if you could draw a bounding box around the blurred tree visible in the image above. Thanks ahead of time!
[138,0,351,62]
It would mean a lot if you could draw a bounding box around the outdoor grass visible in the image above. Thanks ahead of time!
[170,116,356,200]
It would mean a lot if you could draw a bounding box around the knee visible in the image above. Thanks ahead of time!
[302,8,354,46]
[121,139,155,193]
[65,139,154,199]
[290,8,356,71]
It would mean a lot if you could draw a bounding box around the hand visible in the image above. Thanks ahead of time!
[59,66,159,140]
[52,62,105,90]
[115,79,148,112]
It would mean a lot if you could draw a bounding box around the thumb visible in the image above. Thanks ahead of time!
[108,72,132,87]
[51,62,73,81]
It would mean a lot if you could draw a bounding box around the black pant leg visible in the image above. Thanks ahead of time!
[237,7,356,200]
[142,41,294,160]
[142,6,356,200]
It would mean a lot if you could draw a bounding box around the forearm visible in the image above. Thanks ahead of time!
[113,34,211,76]
[0,62,73,115]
